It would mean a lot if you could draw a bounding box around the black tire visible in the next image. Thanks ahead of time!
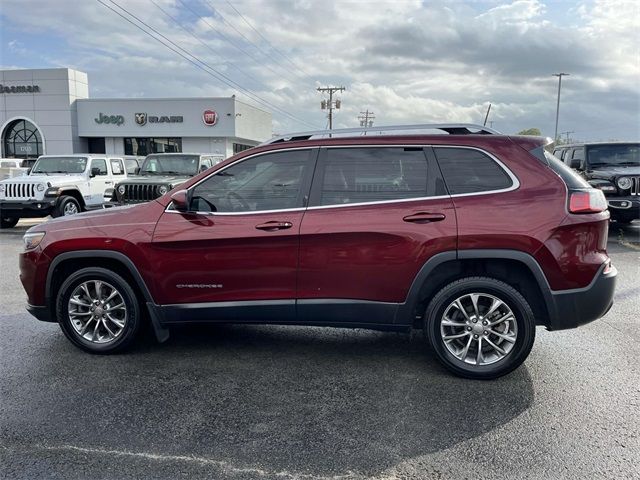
[52,195,81,218]
[0,216,19,228]
[424,276,536,380]
[56,267,142,354]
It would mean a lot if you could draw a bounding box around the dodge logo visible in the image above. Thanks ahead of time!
[203,110,218,126]
[135,113,147,126]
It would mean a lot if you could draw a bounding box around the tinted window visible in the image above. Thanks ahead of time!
[140,154,199,175]
[434,148,512,194]
[91,158,107,175]
[571,148,584,160]
[110,158,124,175]
[586,143,640,168]
[319,148,428,206]
[190,150,310,213]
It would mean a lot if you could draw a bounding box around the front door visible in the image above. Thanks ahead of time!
[149,148,317,322]
[87,157,111,206]
[297,146,457,324]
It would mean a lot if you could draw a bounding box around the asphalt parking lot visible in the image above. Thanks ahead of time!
[1,219,639,480]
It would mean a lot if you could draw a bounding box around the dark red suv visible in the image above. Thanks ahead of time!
[19,124,617,379]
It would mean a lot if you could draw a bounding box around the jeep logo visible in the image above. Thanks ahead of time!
[95,113,125,126]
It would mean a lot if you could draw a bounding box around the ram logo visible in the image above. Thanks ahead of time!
[134,113,147,126]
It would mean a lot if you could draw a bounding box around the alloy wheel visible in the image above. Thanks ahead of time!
[440,292,518,366]
[63,202,79,215]
[67,280,127,343]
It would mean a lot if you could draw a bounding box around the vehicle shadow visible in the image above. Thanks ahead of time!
[3,322,534,477]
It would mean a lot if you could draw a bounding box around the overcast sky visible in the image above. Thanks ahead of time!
[1,0,638,140]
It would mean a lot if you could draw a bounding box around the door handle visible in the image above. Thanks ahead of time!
[402,212,446,223]
[255,221,293,231]
[105,181,113,184]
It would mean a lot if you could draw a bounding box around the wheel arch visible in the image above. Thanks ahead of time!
[45,250,168,341]
[399,250,556,329]
[57,189,86,210]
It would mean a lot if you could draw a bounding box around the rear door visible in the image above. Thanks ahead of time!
[297,146,456,325]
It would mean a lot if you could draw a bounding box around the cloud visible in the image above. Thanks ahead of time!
[0,0,638,140]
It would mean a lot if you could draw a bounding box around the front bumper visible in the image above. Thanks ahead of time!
[0,199,55,218]
[606,196,640,220]
[547,263,617,330]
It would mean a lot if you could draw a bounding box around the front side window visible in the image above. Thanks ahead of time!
[319,147,428,206]
[91,158,107,175]
[31,156,88,174]
[434,148,513,195]
[190,150,311,213]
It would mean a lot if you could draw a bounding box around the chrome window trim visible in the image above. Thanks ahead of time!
[163,144,519,216]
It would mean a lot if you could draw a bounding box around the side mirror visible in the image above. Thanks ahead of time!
[570,159,582,170]
[27,168,32,175]
[134,167,140,175]
[171,189,190,212]
[90,167,101,177]
[199,165,208,173]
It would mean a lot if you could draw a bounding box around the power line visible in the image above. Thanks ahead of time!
[224,1,312,79]
[176,0,299,85]
[97,0,318,128]
[201,0,306,83]
[149,0,264,88]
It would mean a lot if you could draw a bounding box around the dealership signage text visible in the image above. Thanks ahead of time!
[135,113,183,126]
[0,84,40,94]
[95,113,125,126]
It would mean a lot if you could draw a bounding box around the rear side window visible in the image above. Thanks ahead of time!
[91,158,108,175]
[319,147,428,206]
[434,148,513,194]
[110,158,124,175]
[528,147,590,189]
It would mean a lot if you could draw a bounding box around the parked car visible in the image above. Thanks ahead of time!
[105,153,224,206]
[0,154,132,228]
[553,142,639,223]
[19,124,616,379]
[0,159,28,181]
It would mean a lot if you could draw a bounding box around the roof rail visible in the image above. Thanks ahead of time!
[262,123,501,145]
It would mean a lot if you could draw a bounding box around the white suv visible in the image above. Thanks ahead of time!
[0,154,130,228]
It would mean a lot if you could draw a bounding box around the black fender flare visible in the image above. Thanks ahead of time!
[46,250,169,342]
[396,249,557,326]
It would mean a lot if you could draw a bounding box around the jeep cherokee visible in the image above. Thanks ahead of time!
[19,124,617,379]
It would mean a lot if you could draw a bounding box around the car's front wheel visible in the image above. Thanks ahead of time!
[56,267,141,353]
[53,195,81,217]
[0,216,19,228]
[424,277,536,379]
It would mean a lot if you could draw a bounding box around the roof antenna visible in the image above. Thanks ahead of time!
[483,103,492,126]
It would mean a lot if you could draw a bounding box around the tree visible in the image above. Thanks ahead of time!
[517,128,542,136]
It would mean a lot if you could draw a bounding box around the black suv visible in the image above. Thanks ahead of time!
[553,142,640,223]
[105,153,224,205]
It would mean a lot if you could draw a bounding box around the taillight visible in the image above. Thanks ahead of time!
[569,189,607,214]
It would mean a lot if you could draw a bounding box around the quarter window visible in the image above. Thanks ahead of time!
[190,150,311,213]
[434,148,513,195]
[319,148,428,206]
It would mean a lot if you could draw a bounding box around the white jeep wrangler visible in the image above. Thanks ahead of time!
[0,154,132,228]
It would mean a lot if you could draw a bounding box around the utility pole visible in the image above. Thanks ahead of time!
[553,73,569,142]
[358,110,375,128]
[318,86,345,130]
[560,131,574,144]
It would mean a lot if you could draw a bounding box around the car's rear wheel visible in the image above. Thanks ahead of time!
[424,277,536,379]
[0,216,19,228]
[56,267,141,353]
[53,195,81,217]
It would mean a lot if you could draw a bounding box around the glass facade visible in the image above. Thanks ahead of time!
[2,119,43,159]
[233,142,254,155]
[124,137,182,156]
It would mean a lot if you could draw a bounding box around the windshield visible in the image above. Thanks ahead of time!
[31,156,88,174]
[586,144,640,168]
[139,155,199,176]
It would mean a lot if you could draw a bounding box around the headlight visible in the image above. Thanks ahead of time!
[158,185,168,195]
[36,183,45,192]
[45,187,60,196]
[617,177,632,190]
[23,232,45,250]
[0,184,5,193]
[118,185,126,195]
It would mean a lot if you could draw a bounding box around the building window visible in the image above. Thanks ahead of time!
[88,137,106,154]
[2,119,43,159]
[233,143,254,155]
[124,137,182,156]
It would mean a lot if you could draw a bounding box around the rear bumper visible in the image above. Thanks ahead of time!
[0,199,55,218]
[546,263,617,330]
[27,303,54,322]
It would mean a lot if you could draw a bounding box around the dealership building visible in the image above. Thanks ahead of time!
[0,67,272,159]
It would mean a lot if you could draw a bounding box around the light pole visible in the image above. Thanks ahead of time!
[553,73,569,142]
